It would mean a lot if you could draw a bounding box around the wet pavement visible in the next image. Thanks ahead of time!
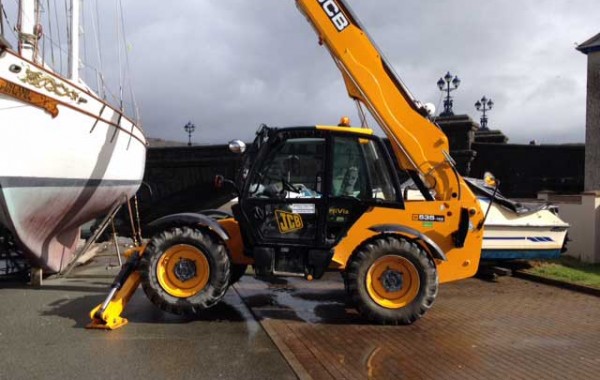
[2,253,599,380]
[0,254,295,380]
[235,273,600,380]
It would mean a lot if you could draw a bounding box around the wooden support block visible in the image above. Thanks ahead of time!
[30,267,42,287]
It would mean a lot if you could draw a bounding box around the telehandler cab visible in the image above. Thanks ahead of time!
[88,0,484,329]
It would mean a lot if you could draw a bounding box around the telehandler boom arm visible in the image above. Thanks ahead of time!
[295,0,467,202]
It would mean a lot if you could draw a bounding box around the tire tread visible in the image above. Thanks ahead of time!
[139,227,230,315]
[345,235,438,325]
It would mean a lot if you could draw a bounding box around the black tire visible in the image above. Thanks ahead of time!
[140,226,230,315]
[229,264,248,286]
[346,235,438,325]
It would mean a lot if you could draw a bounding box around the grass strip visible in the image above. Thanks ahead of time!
[529,257,600,288]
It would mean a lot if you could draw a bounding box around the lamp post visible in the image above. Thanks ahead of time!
[184,121,196,146]
[474,96,493,130]
[437,71,461,116]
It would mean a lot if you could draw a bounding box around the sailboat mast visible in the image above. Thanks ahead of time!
[18,0,37,61]
[69,0,80,82]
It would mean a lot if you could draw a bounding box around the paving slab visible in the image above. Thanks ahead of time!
[0,258,296,380]
[4,253,599,380]
[235,273,600,380]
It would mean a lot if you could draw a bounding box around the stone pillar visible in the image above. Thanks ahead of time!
[576,33,600,262]
[540,192,600,264]
[577,33,600,191]
[434,114,478,176]
[474,129,508,144]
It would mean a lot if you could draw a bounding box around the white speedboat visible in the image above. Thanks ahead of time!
[0,0,146,273]
[402,177,569,261]
[464,178,569,261]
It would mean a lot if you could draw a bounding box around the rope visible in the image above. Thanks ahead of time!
[16,30,36,45]
[34,0,40,58]
[133,194,143,244]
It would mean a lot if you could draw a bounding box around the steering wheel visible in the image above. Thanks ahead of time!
[280,177,300,193]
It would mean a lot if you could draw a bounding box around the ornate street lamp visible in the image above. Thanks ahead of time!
[474,96,494,130]
[184,121,196,146]
[437,71,461,116]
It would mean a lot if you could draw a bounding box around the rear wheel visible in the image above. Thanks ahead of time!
[346,235,438,325]
[140,227,230,315]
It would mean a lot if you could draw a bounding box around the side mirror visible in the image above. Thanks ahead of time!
[214,174,239,195]
[228,140,246,154]
[214,174,225,189]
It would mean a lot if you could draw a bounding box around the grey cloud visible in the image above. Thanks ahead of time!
[7,0,595,144]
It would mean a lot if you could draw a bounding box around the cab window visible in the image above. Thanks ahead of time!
[248,137,325,199]
[331,136,397,201]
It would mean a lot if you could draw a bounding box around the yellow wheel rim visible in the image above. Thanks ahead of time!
[366,255,420,309]
[157,244,210,298]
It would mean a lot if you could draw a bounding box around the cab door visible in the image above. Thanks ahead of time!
[326,134,403,243]
[238,131,328,267]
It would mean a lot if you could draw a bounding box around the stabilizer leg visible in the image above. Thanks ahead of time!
[87,246,145,330]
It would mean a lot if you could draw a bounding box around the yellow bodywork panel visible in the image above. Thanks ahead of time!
[316,125,373,135]
[331,196,483,284]
[219,218,255,265]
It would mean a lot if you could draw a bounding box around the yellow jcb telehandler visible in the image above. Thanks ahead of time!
[89,0,484,329]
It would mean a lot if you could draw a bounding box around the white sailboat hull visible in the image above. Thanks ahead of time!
[0,50,146,272]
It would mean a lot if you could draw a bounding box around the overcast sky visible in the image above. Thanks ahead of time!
[6,0,598,144]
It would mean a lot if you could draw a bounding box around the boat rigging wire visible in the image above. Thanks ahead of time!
[118,0,139,123]
[1,0,5,36]
[0,1,17,41]
[3,1,138,124]
[90,0,104,98]
[54,0,63,73]
[82,0,88,82]
[45,0,56,67]
[115,0,123,112]
[0,104,31,111]
[64,0,69,73]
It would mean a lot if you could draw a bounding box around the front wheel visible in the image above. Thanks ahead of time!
[140,227,230,315]
[345,235,438,325]
[229,264,248,286]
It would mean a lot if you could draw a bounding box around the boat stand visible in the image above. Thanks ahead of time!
[59,195,128,277]
[106,218,123,269]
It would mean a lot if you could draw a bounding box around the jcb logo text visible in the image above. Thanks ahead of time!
[318,0,349,32]
[275,210,304,234]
